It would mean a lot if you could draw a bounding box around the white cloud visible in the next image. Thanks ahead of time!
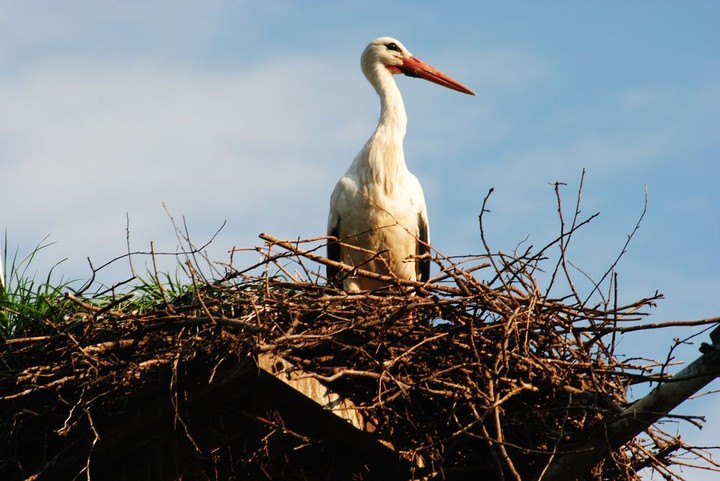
[0,55,371,283]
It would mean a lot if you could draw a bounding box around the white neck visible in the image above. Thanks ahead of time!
[351,65,409,194]
[372,65,407,141]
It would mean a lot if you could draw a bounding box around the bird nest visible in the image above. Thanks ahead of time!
[1,186,718,481]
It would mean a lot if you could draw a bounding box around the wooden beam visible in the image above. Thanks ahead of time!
[257,353,369,431]
[256,353,410,477]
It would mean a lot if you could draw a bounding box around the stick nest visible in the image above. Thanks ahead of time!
[1,187,718,481]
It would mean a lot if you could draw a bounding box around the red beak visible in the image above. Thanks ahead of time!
[398,56,476,96]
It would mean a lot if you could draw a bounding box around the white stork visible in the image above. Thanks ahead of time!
[327,37,475,291]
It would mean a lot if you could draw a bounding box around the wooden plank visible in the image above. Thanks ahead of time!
[257,353,369,431]
[255,353,410,477]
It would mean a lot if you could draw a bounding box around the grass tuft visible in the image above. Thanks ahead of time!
[0,235,76,339]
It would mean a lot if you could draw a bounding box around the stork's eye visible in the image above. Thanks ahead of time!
[386,42,401,52]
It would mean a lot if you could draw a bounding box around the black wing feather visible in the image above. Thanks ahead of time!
[417,214,430,282]
[327,224,341,286]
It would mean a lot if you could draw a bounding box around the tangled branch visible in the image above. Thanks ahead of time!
[1,180,718,481]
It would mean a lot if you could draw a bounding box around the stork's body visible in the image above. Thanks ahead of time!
[327,37,475,291]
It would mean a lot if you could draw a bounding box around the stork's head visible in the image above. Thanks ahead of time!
[361,36,476,96]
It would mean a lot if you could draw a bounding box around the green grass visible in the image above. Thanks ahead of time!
[0,236,76,339]
[0,235,213,340]
[130,262,198,309]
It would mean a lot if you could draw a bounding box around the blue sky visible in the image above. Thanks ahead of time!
[2,2,719,477]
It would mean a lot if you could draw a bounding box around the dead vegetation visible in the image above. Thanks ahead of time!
[1,181,719,480]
